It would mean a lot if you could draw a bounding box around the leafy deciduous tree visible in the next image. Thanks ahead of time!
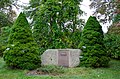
[104,23,120,60]
[25,0,84,53]
[0,0,19,55]
[0,26,11,56]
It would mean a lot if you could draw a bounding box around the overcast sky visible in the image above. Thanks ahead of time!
[19,0,108,33]
[20,0,29,3]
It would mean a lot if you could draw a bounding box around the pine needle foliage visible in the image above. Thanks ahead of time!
[79,16,110,68]
[3,12,41,70]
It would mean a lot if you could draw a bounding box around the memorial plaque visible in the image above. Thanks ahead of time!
[58,50,69,67]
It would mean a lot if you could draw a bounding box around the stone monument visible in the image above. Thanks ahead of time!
[41,49,81,67]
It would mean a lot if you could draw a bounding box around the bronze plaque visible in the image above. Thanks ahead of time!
[58,50,69,67]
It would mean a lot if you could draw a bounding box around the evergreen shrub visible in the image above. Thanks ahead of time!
[79,16,110,68]
[3,12,41,70]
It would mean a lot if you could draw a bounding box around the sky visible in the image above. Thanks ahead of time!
[19,0,108,33]
[19,0,29,4]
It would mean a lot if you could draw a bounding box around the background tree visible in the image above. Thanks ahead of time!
[25,0,84,53]
[103,0,120,60]
[89,0,120,24]
[79,16,110,67]
[0,26,11,56]
[113,14,120,24]
[104,23,120,60]
[0,0,19,28]
[0,0,19,56]
[3,12,41,70]
[0,12,12,33]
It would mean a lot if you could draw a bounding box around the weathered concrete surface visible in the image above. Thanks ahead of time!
[69,49,81,67]
[41,49,58,66]
[41,49,81,67]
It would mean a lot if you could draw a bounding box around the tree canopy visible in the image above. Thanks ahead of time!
[90,0,120,24]
[24,0,84,53]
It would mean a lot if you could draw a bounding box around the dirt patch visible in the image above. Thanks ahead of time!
[26,70,61,76]
[26,65,65,76]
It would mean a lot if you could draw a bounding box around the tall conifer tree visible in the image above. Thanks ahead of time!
[79,16,110,67]
[3,12,41,70]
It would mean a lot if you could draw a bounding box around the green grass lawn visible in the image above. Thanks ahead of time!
[0,57,120,79]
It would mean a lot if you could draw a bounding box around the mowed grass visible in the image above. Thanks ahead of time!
[0,57,120,79]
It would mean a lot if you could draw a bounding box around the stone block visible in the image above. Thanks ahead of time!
[41,49,81,67]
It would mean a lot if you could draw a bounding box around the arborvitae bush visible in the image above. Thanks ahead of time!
[79,16,110,68]
[3,12,41,70]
